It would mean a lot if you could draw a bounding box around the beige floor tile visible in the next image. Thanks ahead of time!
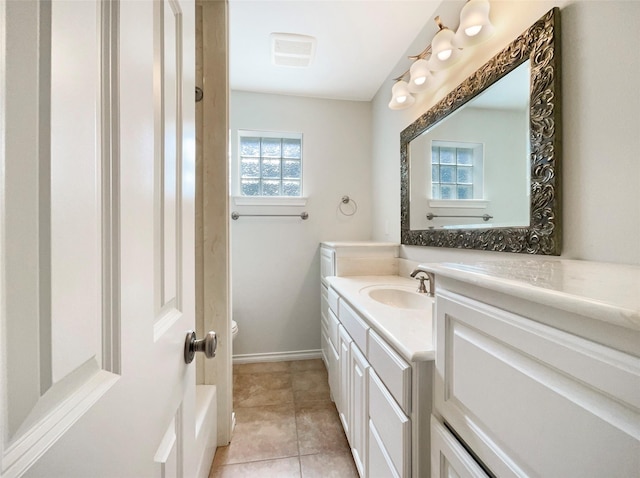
[213,405,298,466]
[295,401,350,455]
[234,361,291,375]
[233,371,293,408]
[290,359,325,372]
[210,457,301,478]
[300,451,359,478]
[292,369,330,402]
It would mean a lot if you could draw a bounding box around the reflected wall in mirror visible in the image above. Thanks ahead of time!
[400,8,561,255]
[409,61,530,230]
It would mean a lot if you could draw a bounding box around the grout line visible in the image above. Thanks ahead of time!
[293,375,303,478]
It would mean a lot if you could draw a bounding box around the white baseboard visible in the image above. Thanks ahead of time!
[232,349,322,364]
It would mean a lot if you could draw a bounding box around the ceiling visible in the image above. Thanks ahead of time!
[229,0,442,102]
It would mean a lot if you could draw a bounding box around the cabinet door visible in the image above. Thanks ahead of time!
[338,325,352,441]
[328,335,340,404]
[321,321,330,370]
[369,420,400,478]
[350,343,369,478]
[320,283,330,370]
[431,417,489,478]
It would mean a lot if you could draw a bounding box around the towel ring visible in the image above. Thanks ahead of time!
[339,195,358,216]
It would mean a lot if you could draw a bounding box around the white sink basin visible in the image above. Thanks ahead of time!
[362,286,432,310]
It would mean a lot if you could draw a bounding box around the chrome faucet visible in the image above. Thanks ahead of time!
[410,269,435,297]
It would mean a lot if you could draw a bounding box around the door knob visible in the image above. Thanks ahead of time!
[184,330,217,364]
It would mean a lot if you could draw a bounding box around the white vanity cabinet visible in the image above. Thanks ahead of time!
[319,242,433,477]
[330,291,413,478]
[324,281,433,478]
[422,261,640,478]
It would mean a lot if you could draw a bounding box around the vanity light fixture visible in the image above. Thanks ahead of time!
[388,80,416,110]
[387,0,493,110]
[408,57,433,93]
[426,16,462,71]
[453,0,495,47]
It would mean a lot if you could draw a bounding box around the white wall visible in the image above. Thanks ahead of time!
[371,1,640,265]
[230,92,372,357]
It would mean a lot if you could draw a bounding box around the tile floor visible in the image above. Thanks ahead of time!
[208,359,359,478]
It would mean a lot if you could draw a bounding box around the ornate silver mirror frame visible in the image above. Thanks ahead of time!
[400,8,561,255]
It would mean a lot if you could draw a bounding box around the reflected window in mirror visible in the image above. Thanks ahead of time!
[431,141,483,200]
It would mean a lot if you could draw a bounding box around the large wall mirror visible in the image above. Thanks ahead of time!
[400,8,561,255]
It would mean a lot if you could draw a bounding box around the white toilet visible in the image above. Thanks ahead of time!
[231,320,238,341]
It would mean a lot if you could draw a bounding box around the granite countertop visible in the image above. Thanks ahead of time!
[325,275,434,362]
[418,260,640,332]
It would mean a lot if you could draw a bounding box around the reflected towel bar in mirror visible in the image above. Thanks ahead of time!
[231,211,309,220]
[427,213,492,222]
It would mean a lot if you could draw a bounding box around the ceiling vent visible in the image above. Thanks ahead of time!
[270,33,316,68]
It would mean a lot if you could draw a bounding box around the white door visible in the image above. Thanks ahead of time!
[0,0,197,476]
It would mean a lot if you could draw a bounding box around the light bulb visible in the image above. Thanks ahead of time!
[396,95,407,104]
[437,49,452,61]
[465,25,483,37]
[414,76,426,86]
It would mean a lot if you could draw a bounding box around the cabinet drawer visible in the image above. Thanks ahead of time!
[328,287,339,316]
[327,308,340,350]
[368,329,411,414]
[368,370,410,477]
[431,416,489,478]
[368,420,400,478]
[339,299,369,354]
[436,290,640,478]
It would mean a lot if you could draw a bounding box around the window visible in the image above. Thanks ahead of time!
[431,141,483,200]
[238,131,302,197]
